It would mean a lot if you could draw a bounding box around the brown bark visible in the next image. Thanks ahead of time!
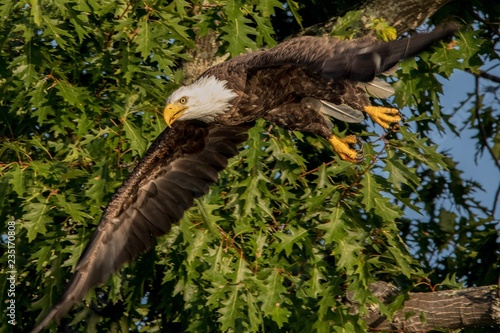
[297,0,455,37]
[182,31,222,85]
[347,282,500,332]
[363,0,454,33]
[182,3,229,84]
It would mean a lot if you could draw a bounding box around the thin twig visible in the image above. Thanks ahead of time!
[473,76,500,171]
[493,182,500,216]
[467,68,500,84]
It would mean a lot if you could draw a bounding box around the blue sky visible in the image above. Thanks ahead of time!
[436,67,500,220]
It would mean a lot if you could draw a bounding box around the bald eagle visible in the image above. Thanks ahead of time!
[31,23,457,332]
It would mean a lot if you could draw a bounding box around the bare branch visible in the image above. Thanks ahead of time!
[467,68,500,84]
[478,70,500,84]
[472,76,500,172]
[493,181,500,216]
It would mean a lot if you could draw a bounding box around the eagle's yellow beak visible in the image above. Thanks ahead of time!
[163,103,187,127]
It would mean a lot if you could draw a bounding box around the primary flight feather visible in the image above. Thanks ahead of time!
[31,23,457,332]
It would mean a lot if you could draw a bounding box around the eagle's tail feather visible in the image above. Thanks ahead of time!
[321,22,458,82]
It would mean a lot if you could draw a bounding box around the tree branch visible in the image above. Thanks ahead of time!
[478,70,500,83]
[493,181,500,216]
[299,0,455,37]
[348,282,500,332]
[466,68,500,84]
[363,0,454,33]
[472,76,500,171]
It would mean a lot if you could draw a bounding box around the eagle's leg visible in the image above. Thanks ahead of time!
[363,106,401,128]
[265,102,364,163]
[328,134,364,163]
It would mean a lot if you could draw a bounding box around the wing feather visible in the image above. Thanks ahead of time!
[31,121,250,333]
[238,22,457,82]
[133,209,165,236]
[166,170,211,196]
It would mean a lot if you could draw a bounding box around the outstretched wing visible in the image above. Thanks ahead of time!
[239,22,457,82]
[31,121,250,333]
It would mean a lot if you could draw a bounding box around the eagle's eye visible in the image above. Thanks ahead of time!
[179,97,188,104]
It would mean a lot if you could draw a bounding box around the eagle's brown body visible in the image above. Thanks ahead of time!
[216,64,355,139]
[31,24,457,333]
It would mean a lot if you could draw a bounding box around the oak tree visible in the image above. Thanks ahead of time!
[0,0,498,332]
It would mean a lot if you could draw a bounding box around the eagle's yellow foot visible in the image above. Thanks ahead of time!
[363,106,401,128]
[329,134,364,163]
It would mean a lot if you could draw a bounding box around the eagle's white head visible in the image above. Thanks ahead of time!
[163,76,238,126]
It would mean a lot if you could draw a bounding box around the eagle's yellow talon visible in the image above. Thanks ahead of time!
[340,135,358,145]
[329,135,363,163]
[363,106,401,128]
